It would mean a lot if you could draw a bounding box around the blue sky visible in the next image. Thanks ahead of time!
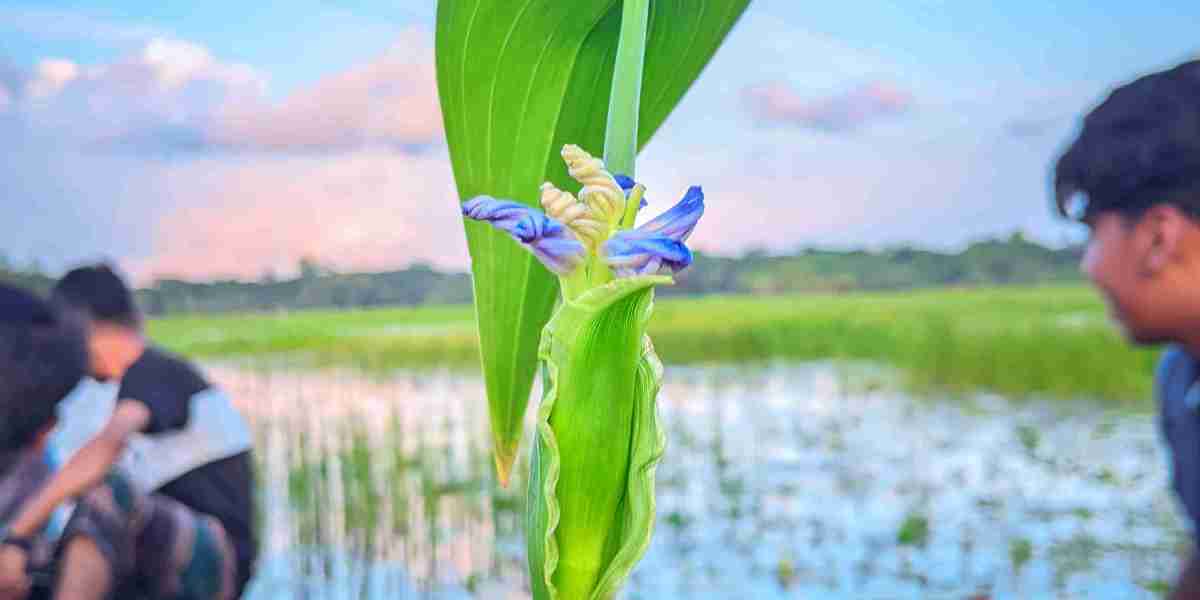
[1,1,1198,281]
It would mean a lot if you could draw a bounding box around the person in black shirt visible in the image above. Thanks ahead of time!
[1052,59,1200,599]
[2,265,257,599]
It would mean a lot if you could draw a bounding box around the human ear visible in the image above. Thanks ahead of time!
[1140,204,1183,275]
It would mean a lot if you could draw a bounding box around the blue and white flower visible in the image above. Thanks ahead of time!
[604,185,703,277]
[461,144,705,286]
[461,196,586,275]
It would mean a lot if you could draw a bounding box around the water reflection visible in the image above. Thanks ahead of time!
[180,363,1187,598]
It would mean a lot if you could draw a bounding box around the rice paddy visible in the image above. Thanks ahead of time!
[116,284,1186,598]
[149,285,1159,408]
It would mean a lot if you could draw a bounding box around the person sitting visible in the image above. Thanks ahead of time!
[0,282,139,600]
[2,265,257,599]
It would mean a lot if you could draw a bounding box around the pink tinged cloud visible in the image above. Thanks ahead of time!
[4,29,456,282]
[125,30,454,281]
[26,59,79,99]
[209,28,442,152]
[741,80,914,132]
[132,151,468,283]
[12,28,440,155]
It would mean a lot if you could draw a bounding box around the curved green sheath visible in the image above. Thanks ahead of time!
[527,275,670,600]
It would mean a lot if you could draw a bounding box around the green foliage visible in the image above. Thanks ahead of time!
[0,236,1083,315]
[1010,538,1033,571]
[282,417,500,578]
[434,0,750,484]
[897,513,930,547]
[148,285,1159,406]
[1142,579,1171,597]
[1016,424,1040,454]
[0,259,54,296]
[138,263,472,316]
[526,276,668,599]
[666,233,1083,296]
[1051,532,1103,587]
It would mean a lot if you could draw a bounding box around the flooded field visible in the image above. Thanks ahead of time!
[162,361,1186,600]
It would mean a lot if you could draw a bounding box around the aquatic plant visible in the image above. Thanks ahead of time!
[435,0,749,596]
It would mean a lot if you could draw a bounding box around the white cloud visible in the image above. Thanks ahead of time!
[6,30,437,156]
[7,38,264,153]
[0,28,454,281]
[26,59,79,99]
[742,80,915,132]
[0,12,1093,282]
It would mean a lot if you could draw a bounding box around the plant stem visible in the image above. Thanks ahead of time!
[565,0,647,297]
[603,0,650,185]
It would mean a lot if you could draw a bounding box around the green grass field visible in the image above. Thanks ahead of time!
[149,285,1161,408]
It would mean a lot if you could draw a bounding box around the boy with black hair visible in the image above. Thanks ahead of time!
[1053,58,1200,599]
[1,265,256,599]
[0,282,138,600]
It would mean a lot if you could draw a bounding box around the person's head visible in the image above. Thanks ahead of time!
[50,263,145,381]
[0,283,88,458]
[1053,59,1200,346]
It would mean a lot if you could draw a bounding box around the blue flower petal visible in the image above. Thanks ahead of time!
[614,173,648,210]
[462,196,586,275]
[604,229,694,277]
[637,186,703,242]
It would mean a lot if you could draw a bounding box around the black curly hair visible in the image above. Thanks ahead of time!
[50,263,141,328]
[1054,59,1200,223]
[0,283,88,454]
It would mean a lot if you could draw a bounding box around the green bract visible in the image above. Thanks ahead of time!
[526,275,669,599]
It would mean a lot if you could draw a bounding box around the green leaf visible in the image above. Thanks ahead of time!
[526,275,670,600]
[435,0,752,485]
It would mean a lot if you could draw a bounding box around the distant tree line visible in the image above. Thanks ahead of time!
[0,233,1084,316]
[0,256,55,296]
[663,232,1083,297]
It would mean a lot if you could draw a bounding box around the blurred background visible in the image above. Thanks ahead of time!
[3,2,1200,598]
